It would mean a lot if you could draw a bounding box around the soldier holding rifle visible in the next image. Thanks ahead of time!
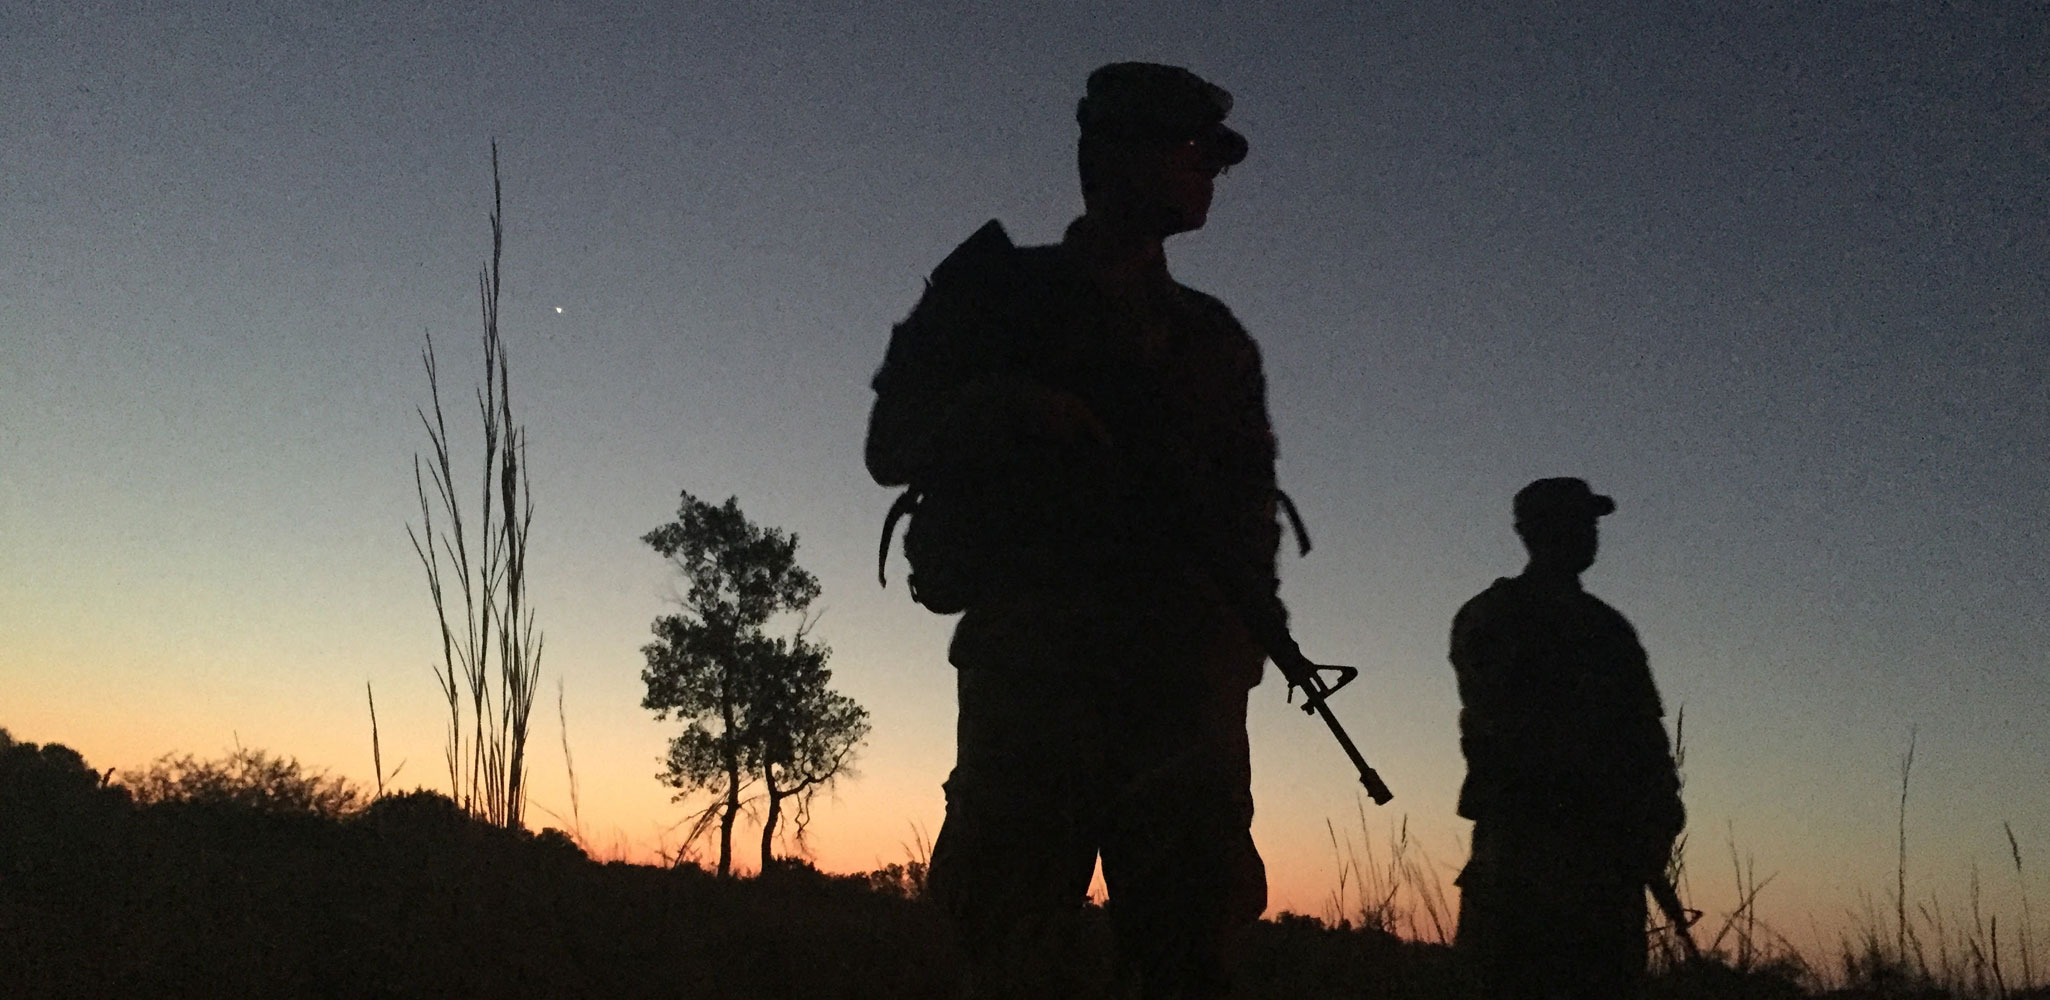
[866,62,1378,1000]
[1449,478,1687,999]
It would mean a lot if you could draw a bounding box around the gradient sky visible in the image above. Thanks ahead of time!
[5,1,2045,958]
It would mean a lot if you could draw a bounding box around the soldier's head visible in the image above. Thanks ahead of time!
[1075,62,1248,237]
[1512,478,1616,575]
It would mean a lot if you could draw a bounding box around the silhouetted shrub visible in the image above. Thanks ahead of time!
[864,859,930,901]
[122,746,364,819]
[0,728,130,876]
[532,825,588,861]
[757,855,836,893]
[1648,958,1809,1000]
[1269,910,1331,933]
[357,786,471,829]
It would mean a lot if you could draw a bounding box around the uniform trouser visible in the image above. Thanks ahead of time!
[1455,820,1650,1000]
[928,598,1266,999]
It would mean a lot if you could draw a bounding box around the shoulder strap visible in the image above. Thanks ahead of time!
[877,490,920,586]
[1277,488,1312,557]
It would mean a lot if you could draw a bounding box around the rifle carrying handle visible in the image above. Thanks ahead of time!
[1286,657,1394,805]
[1294,663,1357,712]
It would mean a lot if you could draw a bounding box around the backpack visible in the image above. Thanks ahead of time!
[872,220,1027,615]
[871,221,1314,613]
[876,486,975,614]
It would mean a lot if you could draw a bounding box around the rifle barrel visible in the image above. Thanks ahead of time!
[1293,667,1393,804]
[1164,524,1394,806]
[1312,697,1393,804]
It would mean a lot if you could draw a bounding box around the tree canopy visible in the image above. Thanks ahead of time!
[640,492,869,876]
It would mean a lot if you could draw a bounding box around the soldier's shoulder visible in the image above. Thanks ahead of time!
[1460,577,1524,609]
[1012,242,1075,278]
[1452,578,1524,629]
[1579,589,1643,635]
[899,222,1033,319]
[1174,282,1251,335]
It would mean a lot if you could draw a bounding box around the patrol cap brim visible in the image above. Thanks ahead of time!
[1092,120,1246,168]
[1198,123,1249,168]
[1513,477,1617,523]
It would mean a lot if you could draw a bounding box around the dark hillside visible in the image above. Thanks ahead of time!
[2,730,2012,999]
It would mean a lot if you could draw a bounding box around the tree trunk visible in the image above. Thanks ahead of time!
[718,779,738,877]
[718,676,740,878]
[761,776,784,872]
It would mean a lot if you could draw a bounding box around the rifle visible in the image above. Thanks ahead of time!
[1240,608,1395,805]
[1183,498,1391,805]
[1648,875,1703,963]
[1097,460,1398,806]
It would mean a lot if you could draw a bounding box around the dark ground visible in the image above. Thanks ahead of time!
[2,734,2029,1000]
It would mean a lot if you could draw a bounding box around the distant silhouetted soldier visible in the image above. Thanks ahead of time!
[865,63,1277,999]
[1449,479,1685,999]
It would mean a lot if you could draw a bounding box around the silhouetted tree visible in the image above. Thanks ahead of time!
[640,492,868,876]
[408,141,544,829]
[753,629,869,870]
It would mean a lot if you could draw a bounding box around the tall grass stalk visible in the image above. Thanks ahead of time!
[407,141,544,830]
[1822,734,2048,997]
[558,677,582,841]
[1899,726,1917,966]
[2008,821,2036,991]
[367,680,385,799]
[1653,707,1703,969]
[1703,831,1782,970]
[1324,804,1454,942]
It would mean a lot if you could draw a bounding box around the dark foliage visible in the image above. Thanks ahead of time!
[0,728,131,888]
[123,746,364,818]
[865,858,931,901]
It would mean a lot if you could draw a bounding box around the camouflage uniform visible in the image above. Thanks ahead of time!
[867,208,1279,996]
[1448,483,1684,1000]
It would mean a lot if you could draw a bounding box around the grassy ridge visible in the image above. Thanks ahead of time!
[3,730,2039,998]
[2,786,1449,998]
[5,784,957,998]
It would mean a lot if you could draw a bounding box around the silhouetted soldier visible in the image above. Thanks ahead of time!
[1449,478,1686,999]
[865,63,1277,999]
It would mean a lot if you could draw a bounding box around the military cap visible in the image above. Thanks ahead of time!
[1076,62,1249,167]
[1513,477,1617,524]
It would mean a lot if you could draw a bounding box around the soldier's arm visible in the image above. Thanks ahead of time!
[1448,601,1507,760]
[1610,616,1686,850]
[1449,596,1560,811]
[1189,307,1285,627]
